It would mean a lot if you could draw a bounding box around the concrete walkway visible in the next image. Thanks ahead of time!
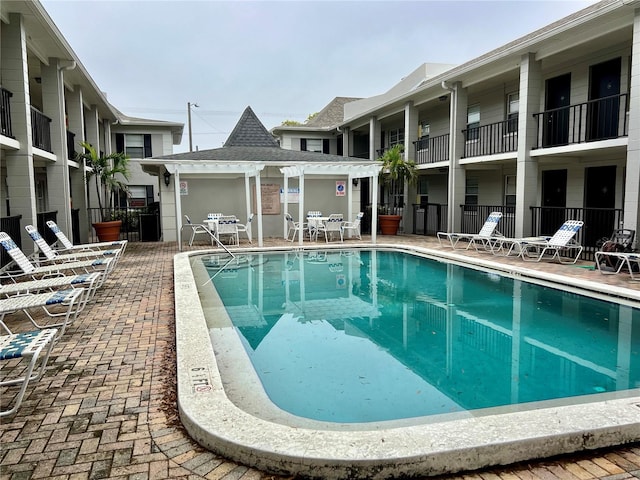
[1,236,639,480]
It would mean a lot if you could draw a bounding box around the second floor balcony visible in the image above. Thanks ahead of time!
[462,119,518,158]
[1,86,14,139]
[414,133,450,164]
[533,93,629,149]
[31,107,52,153]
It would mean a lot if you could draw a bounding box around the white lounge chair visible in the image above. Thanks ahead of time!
[46,220,127,253]
[340,212,364,241]
[518,220,584,263]
[26,225,122,266]
[0,328,58,417]
[437,212,503,250]
[0,232,114,283]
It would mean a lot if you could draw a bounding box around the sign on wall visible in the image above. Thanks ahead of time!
[336,181,346,197]
[280,187,300,203]
[253,184,281,215]
[180,180,188,195]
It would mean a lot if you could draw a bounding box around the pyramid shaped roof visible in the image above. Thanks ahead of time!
[224,106,279,147]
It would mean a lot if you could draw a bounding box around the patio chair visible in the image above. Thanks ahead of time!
[519,220,584,263]
[285,213,306,242]
[26,226,122,266]
[316,214,343,243]
[46,220,128,253]
[0,328,58,417]
[0,232,114,283]
[184,215,214,246]
[436,212,503,250]
[594,229,638,278]
[216,216,239,246]
[340,212,364,241]
[236,213,254,244]
[0,287,86,338]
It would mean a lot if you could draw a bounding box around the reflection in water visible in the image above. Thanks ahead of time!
[200,250,640,423]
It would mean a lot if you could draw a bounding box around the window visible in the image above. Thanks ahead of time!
[504,175,516,210]
[465,177,478,207]
[115,133,152,158]
[507,93,519,134]
[301,138,330,153]
[418,122,430,150]
[467,105,480,141]
[389,128,404,147]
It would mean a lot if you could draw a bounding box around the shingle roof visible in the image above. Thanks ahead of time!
[224,106,279,147]
[304,97,361,128]
[155,105,372,163]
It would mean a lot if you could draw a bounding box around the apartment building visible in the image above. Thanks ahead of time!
[0,1,183,261]
[277,0,640,256]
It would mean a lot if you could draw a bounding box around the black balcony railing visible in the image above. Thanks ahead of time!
[31,107,52,152]
[533,93,629,149]
[1,86,13,139]
[36,211,58,246]
[462,119,518,158]
[458,204,517,239]
[413,133,450,164]
[87,205,161,243]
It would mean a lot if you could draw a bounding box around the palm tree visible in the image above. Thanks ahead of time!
[378,144,417,213]
[77,141,130,222]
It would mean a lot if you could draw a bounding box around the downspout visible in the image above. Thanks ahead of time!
[441,80,457,232]
[58,59,77,235]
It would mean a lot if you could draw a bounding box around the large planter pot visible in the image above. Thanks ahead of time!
[92,220,122,242]
[378,214,402,235]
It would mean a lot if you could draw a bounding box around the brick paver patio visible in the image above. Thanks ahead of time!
[1,237,639,480]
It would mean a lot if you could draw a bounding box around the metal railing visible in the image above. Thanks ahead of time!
[462,119,518,158]
[458,204,516,239]
[36,210,58,246]
[1,86,13,139]
[533,93,629,149]
[412,203,448,235]
[67,130,76,160]
[87,205,161,243]
[31,107,52,152]
[413,134,450,164]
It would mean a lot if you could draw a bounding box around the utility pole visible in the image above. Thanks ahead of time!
[187,102,198,152]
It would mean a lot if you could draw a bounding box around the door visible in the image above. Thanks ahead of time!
[587,58,621,141]
[584,166,616,247]
[543,74,571,147]
[541,169,567,235]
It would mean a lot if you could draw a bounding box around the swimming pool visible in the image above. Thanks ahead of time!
[175,245,640,479]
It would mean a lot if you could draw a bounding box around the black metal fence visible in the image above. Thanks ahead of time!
[31,107,52,152]
[412,203,447,235]
[413,134,450,164]
[87,204,161,243]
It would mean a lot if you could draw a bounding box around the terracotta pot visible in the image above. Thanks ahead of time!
[378,215,402,235]
[92,220,122,242]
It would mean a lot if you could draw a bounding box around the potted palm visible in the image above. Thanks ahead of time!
[78,141,131,241]
[378,144,417,235]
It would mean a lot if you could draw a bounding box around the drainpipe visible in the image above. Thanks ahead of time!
[441,80,458,232]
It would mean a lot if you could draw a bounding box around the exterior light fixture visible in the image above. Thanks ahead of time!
[163,169,171,187]
[352,178,359,187]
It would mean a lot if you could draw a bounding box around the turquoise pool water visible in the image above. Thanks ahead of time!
[200,249,640,423]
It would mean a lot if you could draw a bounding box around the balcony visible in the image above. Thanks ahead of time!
[462,119,518,158]
[31,107,52,152]
[67,130,76,160]
[533,93,629,149]
[413,133,450,164]
[1,86,13,139]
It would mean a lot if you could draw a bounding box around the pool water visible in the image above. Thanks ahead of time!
[200,249,640,423]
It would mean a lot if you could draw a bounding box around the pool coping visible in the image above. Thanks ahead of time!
[174,243,640,479]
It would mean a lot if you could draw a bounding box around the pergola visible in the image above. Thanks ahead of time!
[159,160,382,248]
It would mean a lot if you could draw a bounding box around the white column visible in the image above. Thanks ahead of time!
[66,86,89,242]
[624,7,640,239]
[516,53,542,238]
[255,171,263,247]
[446,82,467,232]
[3,12,37,249]
[369,117,379,161]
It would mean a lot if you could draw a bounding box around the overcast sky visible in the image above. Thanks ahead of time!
[41,0,598,154]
